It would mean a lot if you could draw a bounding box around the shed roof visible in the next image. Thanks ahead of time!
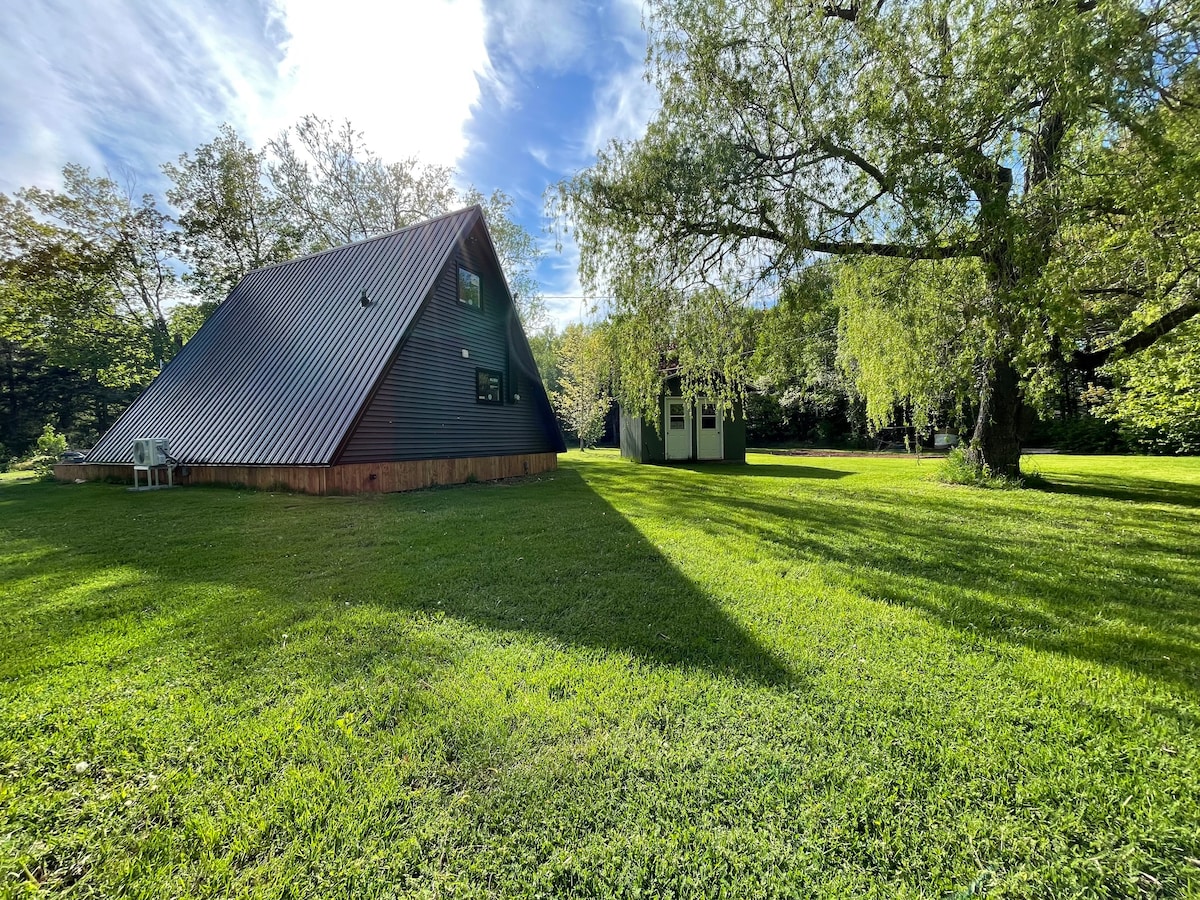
[88,206,482,466]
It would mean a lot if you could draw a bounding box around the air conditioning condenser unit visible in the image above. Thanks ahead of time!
[131,438,173,490]
[132,438,170,467]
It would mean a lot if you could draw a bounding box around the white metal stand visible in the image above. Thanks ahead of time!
[132,464,173,490]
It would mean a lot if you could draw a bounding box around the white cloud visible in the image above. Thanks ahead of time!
[483,0,591,74]
[581,59,658,159]
[0,0,489,195]
[527,144,551,169]
[259,0,488,165]
[471,0,593,114]
[0,1,279,193]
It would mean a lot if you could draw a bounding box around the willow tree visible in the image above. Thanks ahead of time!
[558,0,1200,476]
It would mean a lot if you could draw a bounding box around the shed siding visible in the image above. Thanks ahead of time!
[723,409,747,462]
[338,220,560,463]
[619,410,643,461]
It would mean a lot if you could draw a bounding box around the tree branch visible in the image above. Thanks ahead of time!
[681,218,979,259]
[805,234,979,259]
[813,140,891,189]
[1071,295,1200,370]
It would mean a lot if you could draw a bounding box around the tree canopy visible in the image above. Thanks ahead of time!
[558,0,1200,475]
[163,124,299,305]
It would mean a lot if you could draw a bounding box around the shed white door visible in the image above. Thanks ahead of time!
[697,400,723,460]
[664,397,692,460]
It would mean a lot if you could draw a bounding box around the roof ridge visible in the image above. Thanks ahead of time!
[247,205,482,276]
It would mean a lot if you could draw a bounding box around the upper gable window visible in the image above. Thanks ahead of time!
[458,266,481,308]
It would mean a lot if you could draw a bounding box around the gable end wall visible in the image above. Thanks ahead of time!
[338,221,559,463]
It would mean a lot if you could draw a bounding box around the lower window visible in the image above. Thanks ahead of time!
[476,368,503,404]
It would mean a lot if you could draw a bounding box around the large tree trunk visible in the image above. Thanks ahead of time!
[964,358,1023,478]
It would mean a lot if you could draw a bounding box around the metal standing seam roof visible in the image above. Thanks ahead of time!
[87,206,481,466]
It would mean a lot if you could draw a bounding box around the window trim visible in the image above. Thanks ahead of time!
[476,368,503,405]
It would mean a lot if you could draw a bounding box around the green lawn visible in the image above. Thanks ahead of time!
[1,452,1198,898]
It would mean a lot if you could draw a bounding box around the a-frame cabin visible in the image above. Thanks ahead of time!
[61,206,565,494]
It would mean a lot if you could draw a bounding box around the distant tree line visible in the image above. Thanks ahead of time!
[1,118,546,459]
[542,258,1200,455]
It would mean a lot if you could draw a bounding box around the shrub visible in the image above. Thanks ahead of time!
[36,424,68,458]
[23,424,69,477]
[934,447,1023,489]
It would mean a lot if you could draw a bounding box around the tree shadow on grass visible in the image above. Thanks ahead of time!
[1031,472,1200,509]
[579,461,1200,694]
[665,462,852,480]
[0,473,796,690]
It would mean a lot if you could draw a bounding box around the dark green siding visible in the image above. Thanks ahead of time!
[723,406,747,462]
[338,220,562,462]
[619,409,667,462]
[619,410,643,461]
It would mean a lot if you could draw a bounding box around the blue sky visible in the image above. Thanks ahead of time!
[0,0,658,326]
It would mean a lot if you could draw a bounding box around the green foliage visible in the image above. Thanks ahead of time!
[743,389,869,448]
[17,422,70,477]
[168,301,219,345]
[1091,320,1200,454]
[552,323,612,449]
[600,286,755,430]
[527,325,563,396]
[603,305,671,425]
[3,453,1199,895]
[673,286,755,412]
[1035,68,1200,391]
[1028,414,1128,455]
[1,191,152,456]
[163,123,299,304]
[751,268,841,398]
[35,422,67,457]
[743,390,789,444]
[748,269,869,446]
[835,258,987,433]
[18,165,182,363]
[935,447,1023,488]
[0,191,158,388]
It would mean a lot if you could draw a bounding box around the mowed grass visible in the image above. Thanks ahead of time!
[1,452,1198,899]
